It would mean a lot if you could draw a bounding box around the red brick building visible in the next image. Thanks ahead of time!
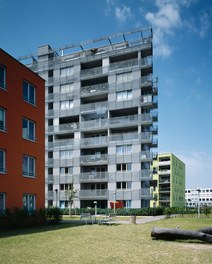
[0,49,45,211]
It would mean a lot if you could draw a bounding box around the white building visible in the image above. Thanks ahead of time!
[185,188,212,207]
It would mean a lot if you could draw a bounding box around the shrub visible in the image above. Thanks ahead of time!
[46,207,62,224]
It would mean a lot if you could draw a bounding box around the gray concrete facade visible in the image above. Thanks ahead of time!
[26,27,158,209]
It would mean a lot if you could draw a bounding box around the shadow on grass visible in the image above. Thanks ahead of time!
[0,221,121,238]
[0,221,84,238]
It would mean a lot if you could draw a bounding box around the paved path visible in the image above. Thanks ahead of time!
[63,215,166,225]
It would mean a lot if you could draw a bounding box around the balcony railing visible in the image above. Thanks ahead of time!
[140,56,152,68]
[81,83,108,97]
[54,123,79,133]
[80,101,108,113]
[80,136,108,147]
[81,66,103,78]
[79,189,108,198]
[140,151,152,161]
[80,154,108,164]
[140,169,152,180]
[110,59,138,70]
[140,188,153,199]
[109,132,138,142]
[80,118,108,130]
[80,172,109,182]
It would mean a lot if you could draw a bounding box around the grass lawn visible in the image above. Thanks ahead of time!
[0,217,211,264]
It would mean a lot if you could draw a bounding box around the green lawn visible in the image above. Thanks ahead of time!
[0,218,211,264]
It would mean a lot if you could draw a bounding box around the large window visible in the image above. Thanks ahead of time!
[60,166,73,174]
[60,83,74,93]
[116,90,132,101]
[23,194,36,211]
[59,150,72,159]
[117,163,132,171]
[116,72,132,83]
[116,145,132,154]
[0,65,6,90]
[0,149,6,173]
[60,66,74,76]
[0,108,6,131]
[22,118,36,141]
[60,100,73,110]
[23,81,36,105]
[117,181,132,189]
[0,193,6,211]
[22,156,36,177]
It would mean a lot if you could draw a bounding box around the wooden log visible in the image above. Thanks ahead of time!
[151,227,212,243]
[198,227,212,235]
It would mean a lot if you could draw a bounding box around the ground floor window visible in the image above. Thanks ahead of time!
[123,200,131,208]
[0,192,5,211]
[60,201,69,208]
[23,194,36,211]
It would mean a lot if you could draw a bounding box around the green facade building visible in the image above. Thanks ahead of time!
[150,153,185,208]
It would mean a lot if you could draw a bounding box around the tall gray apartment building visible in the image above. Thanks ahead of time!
[23,27,158,209]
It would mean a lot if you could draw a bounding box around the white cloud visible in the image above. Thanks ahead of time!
[145,1,182,57]
[115,5,132,23]
[105,0,132,24]
[177,151,212,188]
[199,11,210,38]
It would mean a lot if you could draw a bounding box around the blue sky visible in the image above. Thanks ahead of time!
[1,0,212,188]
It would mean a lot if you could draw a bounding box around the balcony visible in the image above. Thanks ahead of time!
[110,113,152,128]
[110,132,138,142]
[140,151,153,162]
[140,56,152,68]
[81,83,108,97]
[80,136,108,147]
[80,118,108,130]
[80,172,109,182]
[79,189,108,198]
[80,154,108,164]
[159,178,170,184]
[159,187,170,193]
[140,132,152,143]
[140,188,153,199]
[158,169,171,175]
[54,123,79,133]
[81,66,103,79]
[140,169,153,180]
[80,101,108,114]
[109,98,140,111]
[110,58,138,71]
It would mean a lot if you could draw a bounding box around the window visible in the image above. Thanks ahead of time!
[116,72,132,83]
[60,67,74,76]
[117,163,132,171]
[22,156,36,177]
[60,183,72,190]
[60,201,69,208]
[60,100,73,110]
[0,65,6,90]
[23,81,36,105]
[0,149,6,173]
[123,200,131,208]
[48,168,53,175]
[48,119,53,126]
[0,193,6,211]
[48,184,53,191]
[22,118,36,141]
[0,108,6,131]
[48,86,53,94]
[117,181,132,189]
[23,194,36,211]
[116,145,132,154]
[116,90,132,101]
[60,166,73,174]
[59,150,72,159]
[60,83,74,93]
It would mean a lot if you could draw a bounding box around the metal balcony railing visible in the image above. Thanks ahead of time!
[140,151,152,161]
[80,136,108,147]
[81,83,108,97]
[140,169,153,180]
[81,66,103,78]
[140,188,153,198]
[80,101,108,113]
[54,123,79,133]
[79,189,108,198]
[80,154,108,164]
[80,172,109,182]
[110,58,138,70]
[109,132,138,142]
[80,118,108,130]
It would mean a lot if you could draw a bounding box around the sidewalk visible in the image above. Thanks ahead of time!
[63,215,166,225]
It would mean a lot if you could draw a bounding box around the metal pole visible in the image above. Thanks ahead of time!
[197,189,200,218]
[94,201,97,216]
[54,188,58,207]
[113,191,116,214]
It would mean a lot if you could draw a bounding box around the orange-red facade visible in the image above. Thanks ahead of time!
[0,49,45,210]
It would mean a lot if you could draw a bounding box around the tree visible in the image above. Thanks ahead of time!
[65,182,78,217]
